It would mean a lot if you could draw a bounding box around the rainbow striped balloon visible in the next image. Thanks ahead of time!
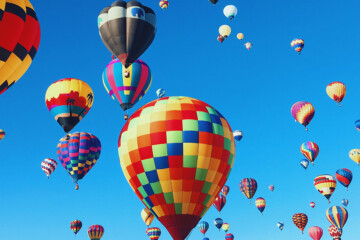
[255,197,266,214]
[159,0,169,9]
[291,101,315,131]
[146,227,161,240]
[326,206,348,232]
[222,223,230,232]
[326,82,346,106]
[300,142,319,165]
[291,39,305,53]
[314,175,337,203]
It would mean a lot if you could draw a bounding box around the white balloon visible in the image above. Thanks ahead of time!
[223,5,238,20]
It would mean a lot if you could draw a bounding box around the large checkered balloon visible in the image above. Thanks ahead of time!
[118,96,235,240]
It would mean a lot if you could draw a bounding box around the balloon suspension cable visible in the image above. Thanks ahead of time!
[339,103,341,107]
[249,200,252,204]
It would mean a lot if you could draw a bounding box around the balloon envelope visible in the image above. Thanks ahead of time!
[326,206,348,232]
[233,130,243,141]
[314,174,336,202]
[326,82,346,106]
[291,101,315,130]
[222,223,230,232]
[349,149,360,165]
[255,197,266,214]
[221,185,230,196]
[141,208,155,227]
[0,129,4,141]
[237,33,244,40]
[156,88,165,98]
[214,218,223,230]
[219,25,231,38]
[335,168,352,189]
[41,158,57,178]
[292,213,308,233]
[223,5,238,20]
[88,225,104,240]
[239,178,257,201]
[212,194,226,213]
[198,221,209,235]
[300,142,319,165]
[328,225,342,240]
[159,0,169,9]
[146,227,161,240]
[277,222,284,231]
[70,220,82,235]
[291,39,304,53]
[310,202,315,208]
[225,233,234,240]
[341,199,349,207]
[300,159,310,169]
[308,226,323,240]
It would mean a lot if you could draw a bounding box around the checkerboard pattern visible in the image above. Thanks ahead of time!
[239,178,257,200]
[118,96,235,219]
[292,213,308,233]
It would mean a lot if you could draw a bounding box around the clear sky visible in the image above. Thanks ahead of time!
[1,0,360,239]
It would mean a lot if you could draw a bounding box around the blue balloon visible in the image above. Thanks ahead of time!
[300,159,309,170]
[198,221,209,235]
[214,218,223,230]
[355,119,360,131]
[341,199,349,207]
[156,88,165,98]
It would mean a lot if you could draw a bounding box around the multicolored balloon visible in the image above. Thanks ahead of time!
[310,202,315,208]
[198,221,209,235]
[301,142,319,165]
[118,97,235,240]
[156,88,165,98]
[335,168,352,190]
[0,0,41,96]
[57,132,101,190]
[291,39,304,54]
[141,208,155,227]
[308,226,323,240]
[292,213,308,234]
[88,225,104,240]
[98,1,156,68]
[244,42,252,50]
[159,0,169,9]
[146,227,161,240]
[222,223,230,233]
[326,82,346,107]
[255,197,266,214]
[214,218,223,230]
[300,159,310,170]
[233,130,243,142]
[341,199,349,207]
[328,225,342,240]
[102,58,152,112]
[269,185,274,192]
[45,78,94,133]
[239,178,257,203]
[223,5,238,20]
[349,149,360,165]
[213,194,226,213]
[225,233,234,240]
[70,220,82,236]
[217,35,225,43]
[41,158,57,179]
[277,222,284,231]
[0,129,5,141]
[291,101,315,130]
[314,174,337,203]
[221,185,230,196]
[326,206,348,232]
[237,33,244,40]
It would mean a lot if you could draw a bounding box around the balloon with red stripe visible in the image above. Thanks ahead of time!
[326,82,346,107]
[41,158,57,179]
[88,225,104,240]
[213,194,226,214]
[326,206,348,232]
[328,225,342,240]
[291,101,315,131]
[335,168,353,190]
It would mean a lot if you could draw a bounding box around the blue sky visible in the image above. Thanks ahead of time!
[1,0,360,239]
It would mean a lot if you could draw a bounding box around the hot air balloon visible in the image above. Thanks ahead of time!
[239,178,257,203]
[310,202,315,208]
[237,33,244,40]
[0,0,41,96]
[244,42,252,50]
[209,0,219,5]
[159,0,169,9]
[222,223,229,233]
[70,220,82,236]
[300,159,310,170]
[213,194,226,213]
[225,233,234,240]
[308,226,323,240]
[326,82,346,107]
[214,218,223,230]
[41,158,57,179]
[291,39,304,54]
[255,197,266,214]
[219,25,231,38]
[326,206,348,232]
[203,238,209,240]
[291,101,315,131]
[45,78,94,133]
[0,130,5,141]
[102,58,152,120]
[57,132,101,190]
[156,88,165,98]
[233,130,243,142]
[118,97,235,240]
[292,213,308,234]
[269,185,274,192]
[217,35,225,43]
[341,199,348,207]
[314,175,336,203]
[88,225,104,240]
[221,185,230,196]
[301,142,319,165]
[98,1,156,68]
[146,227,161,240]
[198,221,209,235]
[141,208,155,227]
[328,225,342,240]
[277,222,284,231]
[335,168,352,190]
[349,149,360,165]
[223,5,238,20]
[355,120,360,131]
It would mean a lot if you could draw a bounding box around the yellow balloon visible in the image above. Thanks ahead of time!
[237,33,244,40]
[219,25,231,38]
[141,208,155,227]
[349,149,360,165]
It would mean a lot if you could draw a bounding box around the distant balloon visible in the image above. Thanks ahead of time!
[209,0,219,5]
[203,238,209,240]
[223,5,238,20]
[219,25,231,38]
[156,88,165,98]
[214,218,223,230]
[0,130,5,141]
[269,185,274,192]
[217,35,225,43]
[326,206,348,232]
[159,0,169,9]
[341,199,349,207]
[70,220,82,236]
[213,194,226,213]
[41,158,57,179]
[335,168,353,190]
[244,42,252,50]
[277,222,284,231]
[300,142,319,165]
[222,223,230,233]
[328,225,342,240]
[300,159,310,170]
[237,33,244,40]
[308,226,323,240]
[98,1,156,68]
[326,82,346,106]
[291,101,315,131]
[221,185,230,196]
[233,130,243,142]
[310,202,315,208]
[88,225,104,240]
[349,149,360,165]
[292,213,308,234]
[239,178,257,203]
[355,120,360,131]
[141,208,155,227]
[291,39,304,54]
[255,197,266,214]
[146,227,161,240]
[225,233,234,240]
[314,175,336,203]
[198,221,209,235]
